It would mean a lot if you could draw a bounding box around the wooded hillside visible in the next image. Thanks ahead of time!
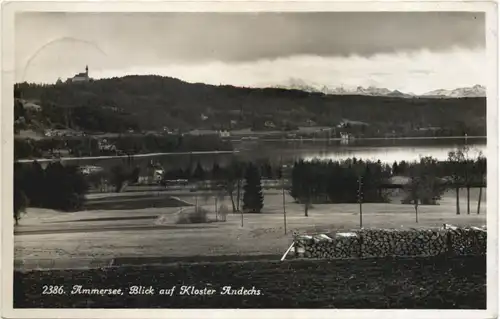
[15,76,486,134]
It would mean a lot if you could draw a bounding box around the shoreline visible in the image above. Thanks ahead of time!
[14,136,486,163]
[256,136,486,142]
[14,150,240,163]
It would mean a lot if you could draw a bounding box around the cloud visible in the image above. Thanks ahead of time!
[15,12,485,91]
[16,12,484,70]
[85,47,485,94]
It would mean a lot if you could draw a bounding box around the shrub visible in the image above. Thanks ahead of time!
[402,158,446,206]
[176,207,210,224]
[129,166,140,184]
[109,165,129,192]
[109,165,143,191]
[14,188,28,225]
[218,204,229,222]
[85,170,109,190]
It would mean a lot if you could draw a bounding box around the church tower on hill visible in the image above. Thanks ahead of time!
[68,65,90,83]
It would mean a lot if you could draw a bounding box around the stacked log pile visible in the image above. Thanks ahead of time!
[293,227,486,260]
[293,233,361,259]
[359,229,448,258]
[332,233,362,258]
[449,227,487,256]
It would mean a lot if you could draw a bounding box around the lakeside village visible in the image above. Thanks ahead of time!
[14,66,481,162]
[14,114,478,193]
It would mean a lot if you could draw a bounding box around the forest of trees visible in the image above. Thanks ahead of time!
[289,158,392,205]
[15,76,486,134]
[14,162,89,224]
[14,97,139,135]
[13,161,144,223]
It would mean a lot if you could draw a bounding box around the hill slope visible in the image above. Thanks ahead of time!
[15,76,486,134]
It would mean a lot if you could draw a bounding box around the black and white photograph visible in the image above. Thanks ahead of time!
[2,1,498,316]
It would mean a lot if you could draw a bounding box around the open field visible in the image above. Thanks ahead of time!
[14,188,486,267]
[82,195,192,211]
[14,255,486,308]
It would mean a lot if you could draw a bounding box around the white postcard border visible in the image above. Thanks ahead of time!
[1,1,498,319]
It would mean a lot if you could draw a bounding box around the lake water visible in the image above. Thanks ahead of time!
[63,137,487,170]
[235,138,487,164]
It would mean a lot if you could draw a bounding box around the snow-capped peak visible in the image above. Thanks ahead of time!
[422,85,486,98]
[273,80,414,98]
[273,79,486,98]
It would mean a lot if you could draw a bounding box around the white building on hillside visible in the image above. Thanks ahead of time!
[68,65,90,83]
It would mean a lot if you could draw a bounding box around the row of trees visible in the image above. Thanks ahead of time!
[403,148,487,221]
[399,147,485,216]
[113,134,232,155]
[162,161,278,182]
[391,154,486,183]
[160,151,486,188]
[14,161,144,224]
[287,147,486,218]
[447,147,487,215]
[289,159,392,215]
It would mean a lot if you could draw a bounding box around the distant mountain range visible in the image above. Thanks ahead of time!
[274,79,486,98]
[421,85,486,98]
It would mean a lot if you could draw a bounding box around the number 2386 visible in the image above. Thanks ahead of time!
[42,285,65,295]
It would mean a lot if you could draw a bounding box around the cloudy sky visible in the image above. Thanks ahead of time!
[15,12,485,94]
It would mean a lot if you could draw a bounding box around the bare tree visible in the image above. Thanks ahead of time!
[462,146,474,214]
[448,147,468,215]
[236,178,242,211]
[200,182,226,221]
[476,151,486,214]
[404,157,445,223]
[293,162,313,217]
[405,161,425,223]
[303,189,312,217]
[220,160,244,213]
